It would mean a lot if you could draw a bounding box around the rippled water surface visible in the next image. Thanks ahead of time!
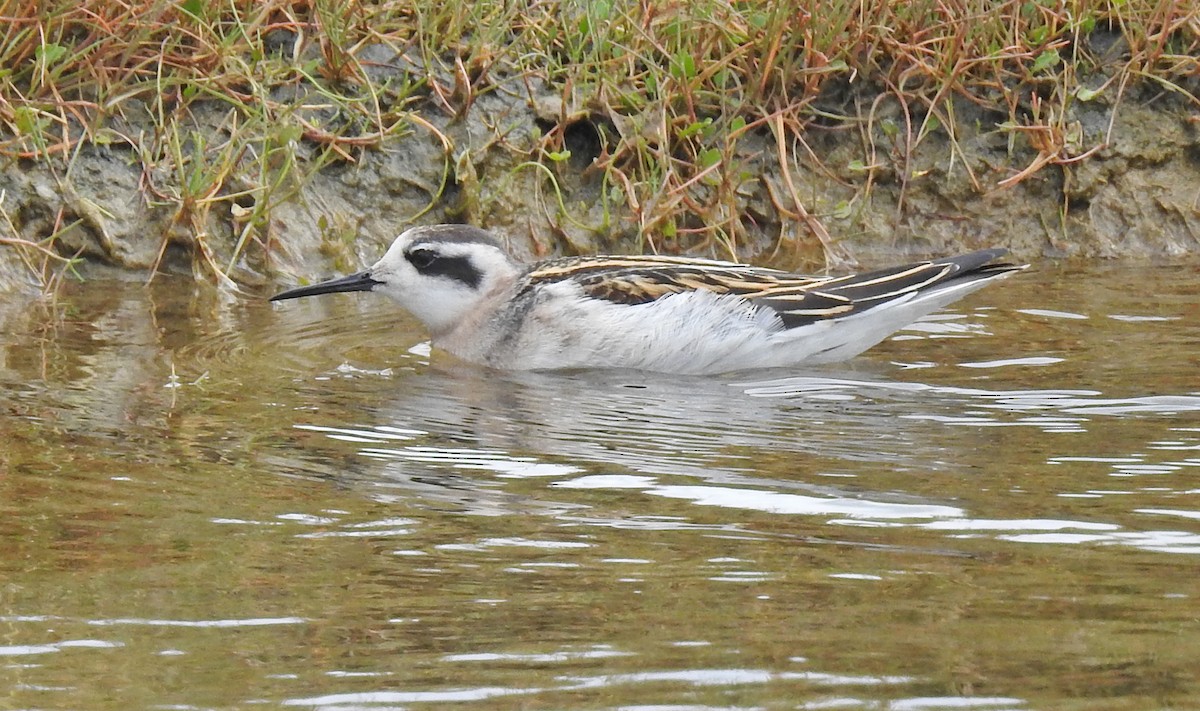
[2,261,1199,710]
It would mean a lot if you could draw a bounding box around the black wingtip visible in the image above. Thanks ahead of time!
[932,248,1008,271]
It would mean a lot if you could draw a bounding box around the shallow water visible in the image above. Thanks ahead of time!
[1,260,1199,710]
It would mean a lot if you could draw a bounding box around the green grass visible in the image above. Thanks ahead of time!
[0,0,1197,287]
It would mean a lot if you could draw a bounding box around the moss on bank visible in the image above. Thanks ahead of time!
[0,0,1198,291]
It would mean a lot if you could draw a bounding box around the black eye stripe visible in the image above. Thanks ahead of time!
[406,248,436,269]
[404,248,483,289]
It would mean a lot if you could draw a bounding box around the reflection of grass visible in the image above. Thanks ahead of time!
[0,1,1197,283]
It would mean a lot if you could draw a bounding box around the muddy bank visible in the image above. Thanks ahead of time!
[1,68,1198,292]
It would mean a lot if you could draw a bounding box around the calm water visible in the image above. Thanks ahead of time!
[1,260,1198,710]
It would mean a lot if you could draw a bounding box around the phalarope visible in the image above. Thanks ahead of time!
[271,224,1025,374]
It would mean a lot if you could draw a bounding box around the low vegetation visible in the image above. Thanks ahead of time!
[0,0,1197,288]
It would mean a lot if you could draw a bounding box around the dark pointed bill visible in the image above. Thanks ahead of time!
[269,271,382,302]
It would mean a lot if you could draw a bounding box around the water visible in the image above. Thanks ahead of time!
[1,260,1198,709]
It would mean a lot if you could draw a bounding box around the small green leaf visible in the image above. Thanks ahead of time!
[699,148,722,168]
[729,116,746,133]
[671,51,696,80]
[1074,86,1102,101]
[832,200,853,219]
[678,118,712,139]
[848,159,867,172]
[644,71,658,96]
[546,149,572,162]
[277,124,304,144]
[1032,48,1061,73]
[13,106,45,135]
[35,43,67,65]
[924,115,941,134]
[180,0,203,19]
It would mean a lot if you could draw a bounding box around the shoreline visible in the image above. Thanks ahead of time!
[1,2,1197,292]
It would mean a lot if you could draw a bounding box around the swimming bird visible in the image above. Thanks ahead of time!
[270,224,1025,374]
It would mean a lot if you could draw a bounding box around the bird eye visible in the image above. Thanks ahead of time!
[406,248,437,270]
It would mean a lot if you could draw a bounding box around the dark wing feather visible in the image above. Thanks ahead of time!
[525,255,812,305]
[760,249,1021,328]
[523,250,1022,329]
[763,249,1022,328]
